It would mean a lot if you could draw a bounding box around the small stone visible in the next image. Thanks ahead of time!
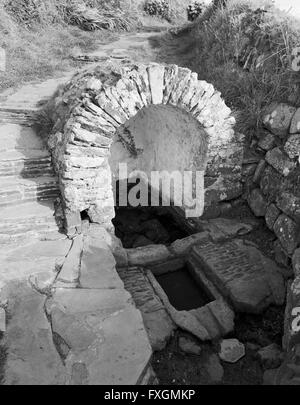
[0,307,6,332]
[179,337,202,355]
[276,191,300,222]
[289,107,300,134]
[205,354,224,383]
[257,343,283,370]
[265,147,296,177]
[265,204,281,231]
[248,188,267,217]
[284,134,300,159]
[262,103,296,137]
[218,339,245,363]
[258,131,277,151]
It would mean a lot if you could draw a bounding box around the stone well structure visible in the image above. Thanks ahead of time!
[47,62,244,234]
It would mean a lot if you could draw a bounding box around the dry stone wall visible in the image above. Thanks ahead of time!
[245,103,300,264]
[244,102,300,384]
[47,62,243,234]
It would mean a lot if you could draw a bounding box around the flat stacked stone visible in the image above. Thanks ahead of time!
[190,238,285,313]
[47,62,240,233]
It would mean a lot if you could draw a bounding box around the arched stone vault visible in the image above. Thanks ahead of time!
[47,62,244,234]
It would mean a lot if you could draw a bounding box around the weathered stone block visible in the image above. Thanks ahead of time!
[127,245,172,266]
[292,248,300,277]
[147,64,165,105]
[284,134,300,159]
[263,103,296,137]
[289,107,300,134]
[276,191,300,222]
[265,204,281,231]
[258,131,277,151]
[218,339,245,363]
[274,239,290,268]
[274,214,300,255]
[171,232,210,256]
[190,239,285,313]
[257,344,283,370]
[253,159,266,184]
[248,188,268,217]
[260,164,283,202]
[266,147,296,177]
[57,234,83,285]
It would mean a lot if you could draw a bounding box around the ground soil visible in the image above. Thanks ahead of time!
[152,303,285,385]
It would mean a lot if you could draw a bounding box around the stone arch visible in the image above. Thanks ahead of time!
[48,62,243,234]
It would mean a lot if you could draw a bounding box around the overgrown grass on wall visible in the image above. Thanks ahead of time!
[151,0,300,138]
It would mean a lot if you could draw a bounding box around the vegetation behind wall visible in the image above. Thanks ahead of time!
[151,0,300,137]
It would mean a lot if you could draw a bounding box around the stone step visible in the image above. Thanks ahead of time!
[0,155,54,178]
[0,176,59,206]
[0,109,38,126]
[0,200,61,244]
[0,123,47,151]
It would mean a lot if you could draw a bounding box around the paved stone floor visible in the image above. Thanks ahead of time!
[0,30,159,385]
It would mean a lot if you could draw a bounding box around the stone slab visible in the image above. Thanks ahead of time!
[79,235,123,289]
[46,288,152,385]
[191,239,285,313]
[117,266,174,350]
[3,282,66,385]
[0,239,71,287]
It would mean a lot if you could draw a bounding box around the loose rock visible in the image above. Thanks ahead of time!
[262,103,296,137]
[178,337,202,355]
[218,339,245,363]
[257,343,283,370]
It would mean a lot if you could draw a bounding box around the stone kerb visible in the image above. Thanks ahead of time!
[47,62,238,234]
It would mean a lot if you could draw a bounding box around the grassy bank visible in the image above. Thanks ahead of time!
[0,0,142,92]
[151,0,300,137]
[0,0,191,92]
